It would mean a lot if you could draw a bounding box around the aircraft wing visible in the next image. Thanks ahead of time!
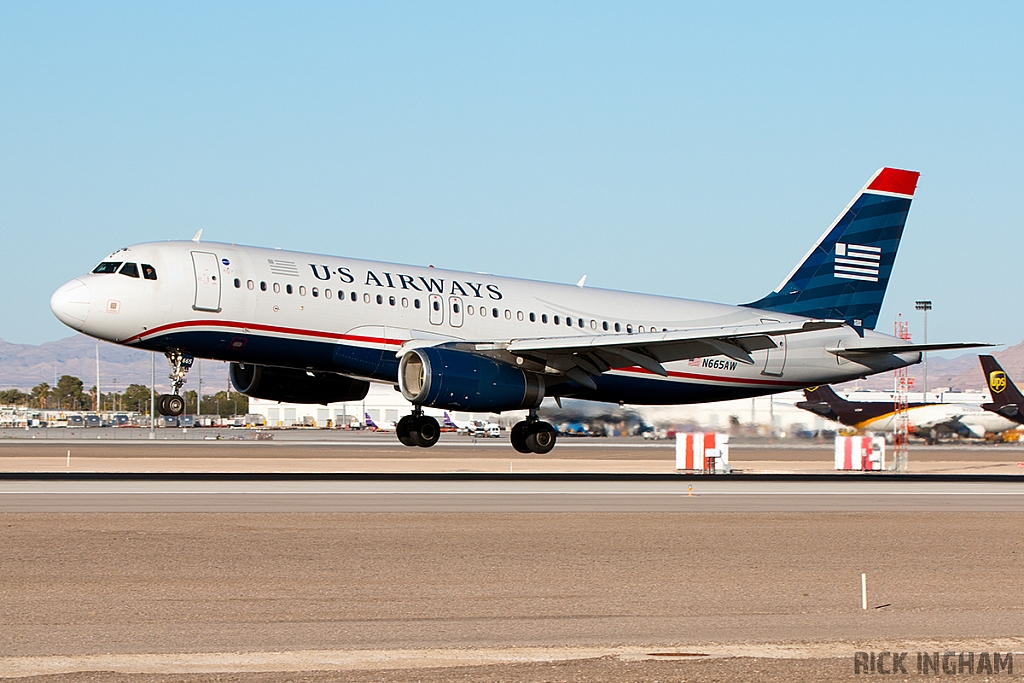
[401,319,843,391]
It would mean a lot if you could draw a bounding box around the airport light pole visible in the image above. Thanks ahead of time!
[915,300,932,400]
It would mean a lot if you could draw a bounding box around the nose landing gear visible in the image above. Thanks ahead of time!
[510,411,557,454]
[156,350,193,417]
[397,406,440,448]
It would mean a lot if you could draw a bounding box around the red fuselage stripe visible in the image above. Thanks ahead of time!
[124,319,404,346]
[128,319,807,388]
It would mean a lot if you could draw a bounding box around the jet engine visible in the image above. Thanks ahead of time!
[229,363,369,404]
[398,347,543,412]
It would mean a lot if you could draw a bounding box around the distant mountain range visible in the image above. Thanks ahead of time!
[1,333,1021,396]
[0,335,230,394]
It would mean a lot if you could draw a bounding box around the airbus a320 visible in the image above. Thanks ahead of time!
[50,167,985,453]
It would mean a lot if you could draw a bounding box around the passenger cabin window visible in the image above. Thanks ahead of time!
[554,315,560,325]
[274,283,281,293]
[542,314,548,323]
[260,281,267,291]
[92,262,122,274]
[529,312,536,322]
[234,278,241,288]
[142,264,157,280]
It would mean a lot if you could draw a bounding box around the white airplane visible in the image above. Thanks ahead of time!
[442,411,476,433]
[50,167,986,454]
[363,412,396,432]
[797,386,1016,439]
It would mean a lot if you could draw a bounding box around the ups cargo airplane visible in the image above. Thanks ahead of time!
[50,167,985,453]
[796,385,1015,439]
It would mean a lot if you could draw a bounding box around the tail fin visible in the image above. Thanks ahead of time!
[364,413,378,428]
[795,385,844,420]
[979,355,1024,418]
[803,385,845,404]
[442,412,457,428]
[745,167,920,330]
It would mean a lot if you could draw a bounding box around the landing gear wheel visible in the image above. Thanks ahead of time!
[410,415,440,448]
[525,421,556,454]
[510,421,532,454]
[158,394,185,417]
[396,415,417,447]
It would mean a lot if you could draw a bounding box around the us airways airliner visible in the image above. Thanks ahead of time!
[50,167,986,453]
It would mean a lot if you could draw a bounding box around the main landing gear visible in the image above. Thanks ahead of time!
[156,350,193,417]
[510,411,557,454]
[397,406,440,448]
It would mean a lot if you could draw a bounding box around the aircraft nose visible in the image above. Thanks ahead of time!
[50,278,91,330]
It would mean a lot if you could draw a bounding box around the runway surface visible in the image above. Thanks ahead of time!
[2,476,1023,511]
[3,443,1023,681]
[4,434,1024,474]
[2,509,1023,679]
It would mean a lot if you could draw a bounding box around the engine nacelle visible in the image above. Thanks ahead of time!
[229,363,369,404]
[398,347,543,412]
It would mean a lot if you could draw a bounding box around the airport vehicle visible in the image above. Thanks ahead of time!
[979,355,1024,424]
[51,167,985,454]
[363,413,396,432]
[796,385,1015,439]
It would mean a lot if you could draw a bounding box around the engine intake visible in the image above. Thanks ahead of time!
[229,363,369,404]
[399,347,543,412]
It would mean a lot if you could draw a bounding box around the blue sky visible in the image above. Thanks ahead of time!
[1,2,1021,349]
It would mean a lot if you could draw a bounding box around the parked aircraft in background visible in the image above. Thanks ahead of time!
[796,385,1015,439]
[51,167,987,453]
[979,355,1024,424]
[442,412,476,434]
[363,413,395,432]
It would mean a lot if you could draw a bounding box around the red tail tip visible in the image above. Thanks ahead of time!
[867,168,920,196]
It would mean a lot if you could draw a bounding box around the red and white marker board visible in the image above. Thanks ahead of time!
[675,432,729,471]
[834,436,886,471]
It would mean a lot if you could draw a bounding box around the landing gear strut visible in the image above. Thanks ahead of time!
[510,410,557,454]
[156,350,193,417]
[397,406,440,448]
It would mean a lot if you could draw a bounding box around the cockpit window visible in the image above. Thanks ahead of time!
[119,262,140,278]
[92,262,122,274]
[142,264,157,280]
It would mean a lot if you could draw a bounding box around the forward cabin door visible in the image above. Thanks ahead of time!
[760,318,786,376]
[191,251,222,312]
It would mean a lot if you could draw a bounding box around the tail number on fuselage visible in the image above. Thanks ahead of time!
[702,358,738,371]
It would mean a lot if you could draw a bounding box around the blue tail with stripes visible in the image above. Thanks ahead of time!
[744,167,919,331]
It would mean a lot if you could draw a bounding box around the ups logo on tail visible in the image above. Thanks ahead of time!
[989,370,1007,394]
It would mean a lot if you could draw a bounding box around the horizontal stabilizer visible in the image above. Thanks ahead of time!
[828,342,994,358]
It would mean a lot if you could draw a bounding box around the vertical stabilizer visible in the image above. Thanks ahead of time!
[979,355,1024,422]
[745,168,920,330]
